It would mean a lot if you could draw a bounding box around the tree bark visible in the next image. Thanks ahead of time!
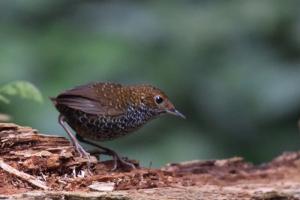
[1,123,300,199]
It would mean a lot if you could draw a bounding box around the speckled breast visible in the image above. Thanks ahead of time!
[56,105,157,141]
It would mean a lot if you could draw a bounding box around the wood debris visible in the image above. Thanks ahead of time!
[1,123,300,199]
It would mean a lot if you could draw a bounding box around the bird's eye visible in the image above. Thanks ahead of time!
[155,95,164,104]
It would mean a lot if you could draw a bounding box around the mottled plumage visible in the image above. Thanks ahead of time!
[51,82,185,170]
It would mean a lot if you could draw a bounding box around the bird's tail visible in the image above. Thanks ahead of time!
[49,97,57,105]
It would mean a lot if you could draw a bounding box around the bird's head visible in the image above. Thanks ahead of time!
[130,85,186,119]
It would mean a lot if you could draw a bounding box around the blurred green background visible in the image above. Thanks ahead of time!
[1,0,300,167]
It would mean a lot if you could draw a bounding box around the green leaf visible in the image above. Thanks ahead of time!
[0,81,43,104]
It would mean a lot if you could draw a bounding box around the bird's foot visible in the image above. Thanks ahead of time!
[58,115,93,174]
[108,151,136,171]
[111,155,136,171]
[74,135,136,171]
[74,142,90,158]
[73,142,93,175]
[89,149,136,171]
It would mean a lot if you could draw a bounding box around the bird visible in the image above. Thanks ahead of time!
[51,82,185,170]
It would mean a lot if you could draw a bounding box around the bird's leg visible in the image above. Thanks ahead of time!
[76,134,136,171]
[58,115,90,159]
[87,149,119,170]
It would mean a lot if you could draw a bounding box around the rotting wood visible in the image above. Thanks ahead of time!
[0,159,49,190]
[1,123,300,199]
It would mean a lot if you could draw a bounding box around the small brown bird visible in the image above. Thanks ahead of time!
[51,82,185,170]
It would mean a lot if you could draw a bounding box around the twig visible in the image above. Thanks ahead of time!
[0,159,49,190]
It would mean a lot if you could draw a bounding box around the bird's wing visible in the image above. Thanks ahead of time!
[52,82,124,116]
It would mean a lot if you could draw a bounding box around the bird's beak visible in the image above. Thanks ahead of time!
[166,108,186,119]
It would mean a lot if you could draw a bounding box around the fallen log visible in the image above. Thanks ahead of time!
[1,123,300,199]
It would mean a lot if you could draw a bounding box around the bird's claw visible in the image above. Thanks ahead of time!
[73,142,93,174]
[111,154,136,171]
